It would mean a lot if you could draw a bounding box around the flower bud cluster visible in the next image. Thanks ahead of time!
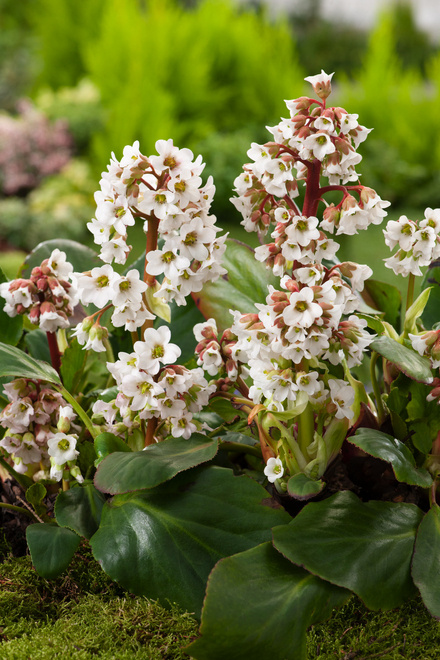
[0,378,82,483]
[0,249,78,332]
[231,71,389,239]
[194,318,238,379]
[93,326,216,440]
[384,208,440,277]
[89,139,227,308]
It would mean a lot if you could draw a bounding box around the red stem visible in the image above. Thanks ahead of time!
[302,159,322,217]
[46,332,61,376]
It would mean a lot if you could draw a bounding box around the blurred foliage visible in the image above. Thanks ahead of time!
[289,0,367,78]
[289,1,437,80]
[0,0,38,111]
[0,160,96,251]
[28,0,303,175]
[35,80,105,154]
[27,0,105,90]
[335,10,440,209]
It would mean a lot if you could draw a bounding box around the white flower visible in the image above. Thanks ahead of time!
[283,288,323,328]
[77,264,118,308]
[120,371,163,411]
[301,133,336,161]
[135,326,181,374]
[383,216,416,251]
[264,457,284,483]
[329,380,355,420]
[46,249,74,280]
[112,269,147,307]
[47,432,79,465]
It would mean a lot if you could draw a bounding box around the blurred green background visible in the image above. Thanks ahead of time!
[1,0,439,294]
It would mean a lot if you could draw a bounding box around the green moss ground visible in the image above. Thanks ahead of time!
[2,532,440,659]
[0,538,198,659]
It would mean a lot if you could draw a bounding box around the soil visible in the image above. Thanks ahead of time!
[0,478,33,558]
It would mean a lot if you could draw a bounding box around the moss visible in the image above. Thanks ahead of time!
[3,544,440,658]
[308,595,440,659]
[0,544,198,659]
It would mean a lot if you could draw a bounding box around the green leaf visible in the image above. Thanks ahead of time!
[21,239,100,277]
[362,279,401,328]
[26,483,47,518]
[404,287,432,335]
[90,466,291,615]
[208,396,242,423]
[349,428,433,487]
[421,259,440,330]
[370,335,433,384]
[60,338,87,393]
[55,484,106,539]
[287,473,325,500]
[24,329,51,364]
[26,523,81,579]
[193,238,278,331]
[0,341,61,384]
[0,267,23,346]
[273,490,424,610]
[94,434,219,494]
[412,505,440,618]
[187,542,349,660]
[94,431,132,466]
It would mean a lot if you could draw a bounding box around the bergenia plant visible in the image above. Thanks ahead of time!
[1,70,440,659]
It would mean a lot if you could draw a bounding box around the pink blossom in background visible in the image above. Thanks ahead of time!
[0,100,73,195]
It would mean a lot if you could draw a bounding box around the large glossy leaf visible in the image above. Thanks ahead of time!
[273,490,424,610]
[26,523,81,579]
[21,239,100,277]
[362,279,401,328]
[370,335,433,384]
[187,542,349,660]
[94,433,218,494]
[55,483,106,540]
[0,342,61,384]
[412,504,440,618]
[421,259,440,330]
[193,238,278,331]
[0,267,23,345]
[90,466,290,615]
[349,428,433,487]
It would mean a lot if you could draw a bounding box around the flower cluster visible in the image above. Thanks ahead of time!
[231,70,389,241]
[384,208,440,277]
[72,265,153,349]
[89,139,226,307]
[0,249,78,332]
[0,378,82,483]
[93,326,215,440]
